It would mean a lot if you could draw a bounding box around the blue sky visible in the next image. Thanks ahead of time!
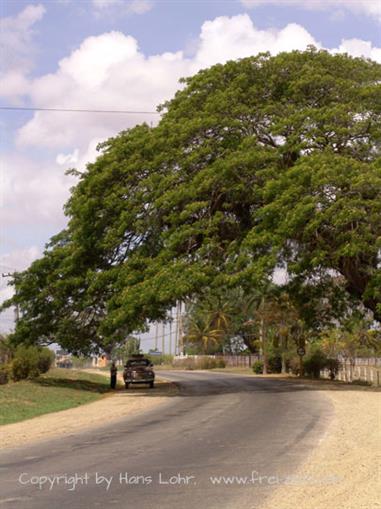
[3,1,381,75]
[0,0,380,334]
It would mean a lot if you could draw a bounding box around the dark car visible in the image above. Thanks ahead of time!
[123,355,155,389]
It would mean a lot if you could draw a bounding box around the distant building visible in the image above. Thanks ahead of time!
[55,349,73,368]
[92,354,110,367]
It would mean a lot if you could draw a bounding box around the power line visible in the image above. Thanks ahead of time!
[0,106,160,115]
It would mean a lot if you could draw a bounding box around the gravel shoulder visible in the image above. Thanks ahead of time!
[261,381,381,509]
[1,372,178,450]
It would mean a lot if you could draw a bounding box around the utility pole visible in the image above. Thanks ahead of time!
[161,322,165,355]
[154,323,159,351]
[1,272,19,323]
[178,301,183,355]
[175,302,180,355]
[169,315,173,356]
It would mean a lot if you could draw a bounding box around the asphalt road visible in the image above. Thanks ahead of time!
[0,371,333,509]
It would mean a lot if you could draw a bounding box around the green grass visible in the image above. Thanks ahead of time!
[0,368,116,426]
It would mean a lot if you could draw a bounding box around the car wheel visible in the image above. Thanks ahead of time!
[125,383,129,389]
[149,381,154,389]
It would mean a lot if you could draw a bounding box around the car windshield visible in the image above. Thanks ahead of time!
[126,360,150,367]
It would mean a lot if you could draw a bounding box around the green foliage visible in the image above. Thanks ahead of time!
[113,336,141,362]
[319,318,380,360]
[288,357,301,376]
[147,354,174,365]
[183,295,233,354]
[252,355,282,374]
[11,346,41,381]
[326,358,341,380]
[2,49,381,354]
[0,364,10,385]
[252,360,264,374]
[268,354,282,374]
[11,346,54,381]
[0,369,111,425]
[37,348,55,374]
[0,335,14,364]
[303,349,328,379]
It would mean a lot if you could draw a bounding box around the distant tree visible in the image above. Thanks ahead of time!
[113,337,141,362]
[0,335,14,365]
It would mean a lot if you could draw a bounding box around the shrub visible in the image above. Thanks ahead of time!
[148,354,174,366]
[0,364,10,384]
[10,345,55,381]
[268,354,282,374]
[11,346,40,381]
[252,360,264,374]
[288,356,301,376]
[303,350,328,378]
[37,348,55,374]
[172,357,196,370]
[326,358,341,380]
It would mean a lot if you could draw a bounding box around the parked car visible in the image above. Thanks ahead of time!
[123,355,155,388]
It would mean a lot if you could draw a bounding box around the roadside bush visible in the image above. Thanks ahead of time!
[148,354,174,366]
[303,350,328,379]
[288,356,301,376]
[252,360,264,374]
[172,357,196,370]
[268,354,282,374]
[11,345,55,381]
[0,364,10,384]
[37,348,55,374]
[326,358,341,380]
[11,346,40,381]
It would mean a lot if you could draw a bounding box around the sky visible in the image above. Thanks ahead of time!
[0,0,380,338]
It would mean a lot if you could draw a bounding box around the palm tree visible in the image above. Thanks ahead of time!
[185,313,225,354]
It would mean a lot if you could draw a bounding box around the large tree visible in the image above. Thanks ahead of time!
[2,48,381,353]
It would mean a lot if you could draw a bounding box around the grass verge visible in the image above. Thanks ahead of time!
[0,368,117,426]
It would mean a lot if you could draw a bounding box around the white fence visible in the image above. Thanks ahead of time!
[174,354,381,386]
[174,354,260,368]
[320,357,381,386]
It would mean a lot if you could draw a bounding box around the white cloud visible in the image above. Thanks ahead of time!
[0,3,45,102]
[335,38,381,62]
[0,247,41,332]
[240,0,381,23]
[15,17,321,148]
[128,0,153,14]
[0,3,46,73]
[56,149,79,166]
[15,14,381,152]
[0,246,41,273]
[92,0,153,14]
[0,153,75,228]
[194,16,318,68]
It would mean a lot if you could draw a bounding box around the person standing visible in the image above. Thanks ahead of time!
[110,361,117,389]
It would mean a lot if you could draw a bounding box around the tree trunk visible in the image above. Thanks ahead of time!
[260,318,268,375]
[281,334,287,374]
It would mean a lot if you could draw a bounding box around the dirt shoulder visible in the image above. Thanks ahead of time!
[261,381,381,509]
[1,372,178,450]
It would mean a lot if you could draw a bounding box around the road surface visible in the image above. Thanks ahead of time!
[0,371,333,509]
